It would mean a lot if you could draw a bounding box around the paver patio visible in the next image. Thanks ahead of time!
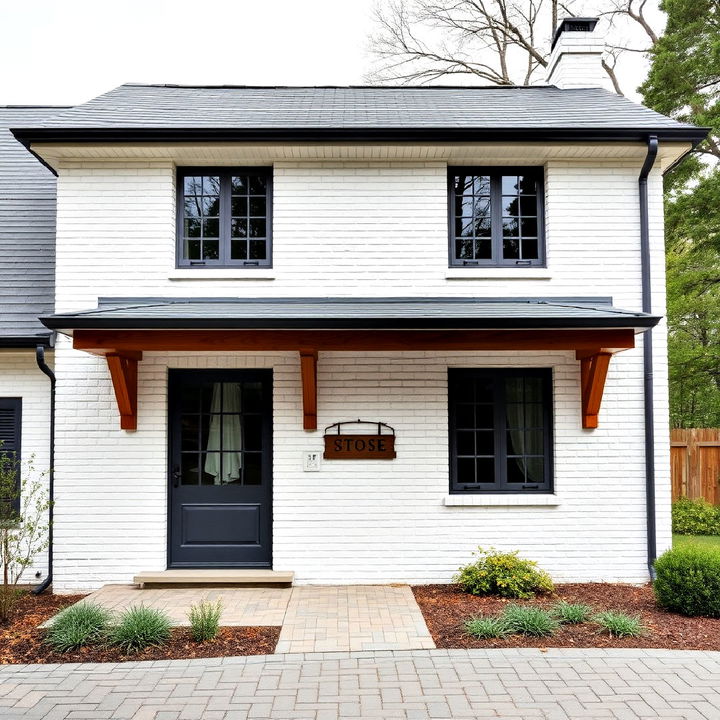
[2,648,720,719]
[47,584,436,653]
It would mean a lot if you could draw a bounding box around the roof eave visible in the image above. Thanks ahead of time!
[11,126,710,147]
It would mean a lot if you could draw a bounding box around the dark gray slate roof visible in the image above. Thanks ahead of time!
[42,297,660,331]
[11,84,705,142]
[0,107,65,346]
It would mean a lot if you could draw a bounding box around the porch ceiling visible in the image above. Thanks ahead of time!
[41,296,658,433]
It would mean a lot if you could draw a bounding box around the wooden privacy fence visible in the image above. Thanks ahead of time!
[671,429,720,504]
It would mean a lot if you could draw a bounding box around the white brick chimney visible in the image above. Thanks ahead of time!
[545,17,612,90]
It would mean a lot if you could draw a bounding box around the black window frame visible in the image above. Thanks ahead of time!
[448,166,546,268]
[449,369,553,494]
[176,166,273,269]
[0,397,22,516]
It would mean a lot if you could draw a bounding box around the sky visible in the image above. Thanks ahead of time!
[0,0,655,107]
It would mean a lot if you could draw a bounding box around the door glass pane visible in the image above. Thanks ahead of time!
[180,454,199,485]
[244,453,262,485]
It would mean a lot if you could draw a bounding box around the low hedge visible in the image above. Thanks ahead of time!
[672,497,720,536]
[654,545,720,617]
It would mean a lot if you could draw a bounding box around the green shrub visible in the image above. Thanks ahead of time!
[553,602,592,624]
[453,547,554,599]
[464,614,511,639]
[593,611,645,638]
[110,605,172,652]
[501,604,558,637]
[672,497,720,536]
[654,545,720,617]
[45,602,112,652]
[188,599,222,642]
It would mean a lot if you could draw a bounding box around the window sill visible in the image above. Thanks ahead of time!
[446,268,552,280]
[169,269,276,280]
[443,494,560,507]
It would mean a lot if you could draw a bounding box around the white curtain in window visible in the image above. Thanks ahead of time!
[204,382,243,484]
[505,401,527,480]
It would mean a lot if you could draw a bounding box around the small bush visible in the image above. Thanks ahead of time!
[654,545,720,617]
[110,605,172,653]
[188,599,222,642]
[553,602,592,625]
[501,604,558,637]
[593,611,645,638]
[672,497,720,536]
[45,602,112,652]
[464,615,511,639]
[453,547,554,599]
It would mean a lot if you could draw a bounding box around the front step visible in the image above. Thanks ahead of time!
[133,569,294,588]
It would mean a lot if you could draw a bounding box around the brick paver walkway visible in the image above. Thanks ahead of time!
[2,648,720,719]
[46,585,435,653]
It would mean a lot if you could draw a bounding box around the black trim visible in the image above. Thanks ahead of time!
[176,167,273,269]
[11,126,710,147]
[0,335,54,349]
[448,166,546,268]
[551,18,599,50]
[0,397,22,515]
[448,368,554,494]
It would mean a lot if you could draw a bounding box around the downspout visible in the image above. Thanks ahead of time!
[33,344,55,594]
[639,135,659,579]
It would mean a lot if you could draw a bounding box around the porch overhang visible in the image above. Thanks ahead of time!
[41,297,660,432]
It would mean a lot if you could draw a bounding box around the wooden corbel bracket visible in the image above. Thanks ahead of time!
[106,351,142,430]
[576,349,614,429]
[299,349,318,431]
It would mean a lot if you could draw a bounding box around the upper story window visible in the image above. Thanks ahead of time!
[177,167,272,268]
[448,167,545,267]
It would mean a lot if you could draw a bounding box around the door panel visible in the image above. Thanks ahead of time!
[168,370,272,567]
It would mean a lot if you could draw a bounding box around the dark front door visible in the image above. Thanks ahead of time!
[168,370,272,567]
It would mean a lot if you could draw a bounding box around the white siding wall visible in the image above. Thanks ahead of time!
[0,350,52,583]
[51,156,669,590]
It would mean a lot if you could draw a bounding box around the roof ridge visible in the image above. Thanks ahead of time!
[121,83,553,91]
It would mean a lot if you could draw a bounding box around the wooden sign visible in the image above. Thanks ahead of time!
[323,434,396,460]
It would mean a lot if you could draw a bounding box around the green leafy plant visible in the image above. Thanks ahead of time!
[453,547,554,599]
[593,611,645,638]
[188,599,222,642]
[671,498,720,536]
[464,614,511,639]
[110,605,172,652]
[45,602,112,652]
[0,449,51,623]
[654,545,720,617]
[553,602,592,625]
[501,604,558,637]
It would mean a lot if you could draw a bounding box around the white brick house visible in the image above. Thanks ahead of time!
[1,20,707,592]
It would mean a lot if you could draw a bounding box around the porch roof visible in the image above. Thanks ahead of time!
[42,296,659,332]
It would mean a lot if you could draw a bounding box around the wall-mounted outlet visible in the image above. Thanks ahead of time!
[303,451,321,472]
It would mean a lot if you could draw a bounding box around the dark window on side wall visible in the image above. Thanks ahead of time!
[449,369,552,493]
[0,397,21,517]
[177,168,272,268]
[449,167,545,267]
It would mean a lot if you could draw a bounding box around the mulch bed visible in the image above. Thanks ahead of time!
[413,583,720,650]
[0,591,280,664]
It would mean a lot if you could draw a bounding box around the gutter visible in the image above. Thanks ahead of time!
[32,345,55,594]
[639,135,659,579]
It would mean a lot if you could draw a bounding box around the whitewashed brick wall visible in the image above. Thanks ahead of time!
[0,350,53,583]
[51,155,670,590]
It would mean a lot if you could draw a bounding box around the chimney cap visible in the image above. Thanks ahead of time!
[551,17,599,50]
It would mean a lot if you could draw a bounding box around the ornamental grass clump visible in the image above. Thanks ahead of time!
[501,604,559,637]
[654,545,720,617]
[188,599,222,642]
[45,602,112,652]
[553,602,593,625]
[464,614,511,639]
[453,547,554,599]
[593,611,645,638]
[110,605,172,653]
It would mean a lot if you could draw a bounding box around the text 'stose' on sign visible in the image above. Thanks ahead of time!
[323,434,396,460]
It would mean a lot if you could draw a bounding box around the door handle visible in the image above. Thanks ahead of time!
[172,467,181,488]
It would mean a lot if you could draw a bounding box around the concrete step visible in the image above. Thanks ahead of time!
[133,569,294,588]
